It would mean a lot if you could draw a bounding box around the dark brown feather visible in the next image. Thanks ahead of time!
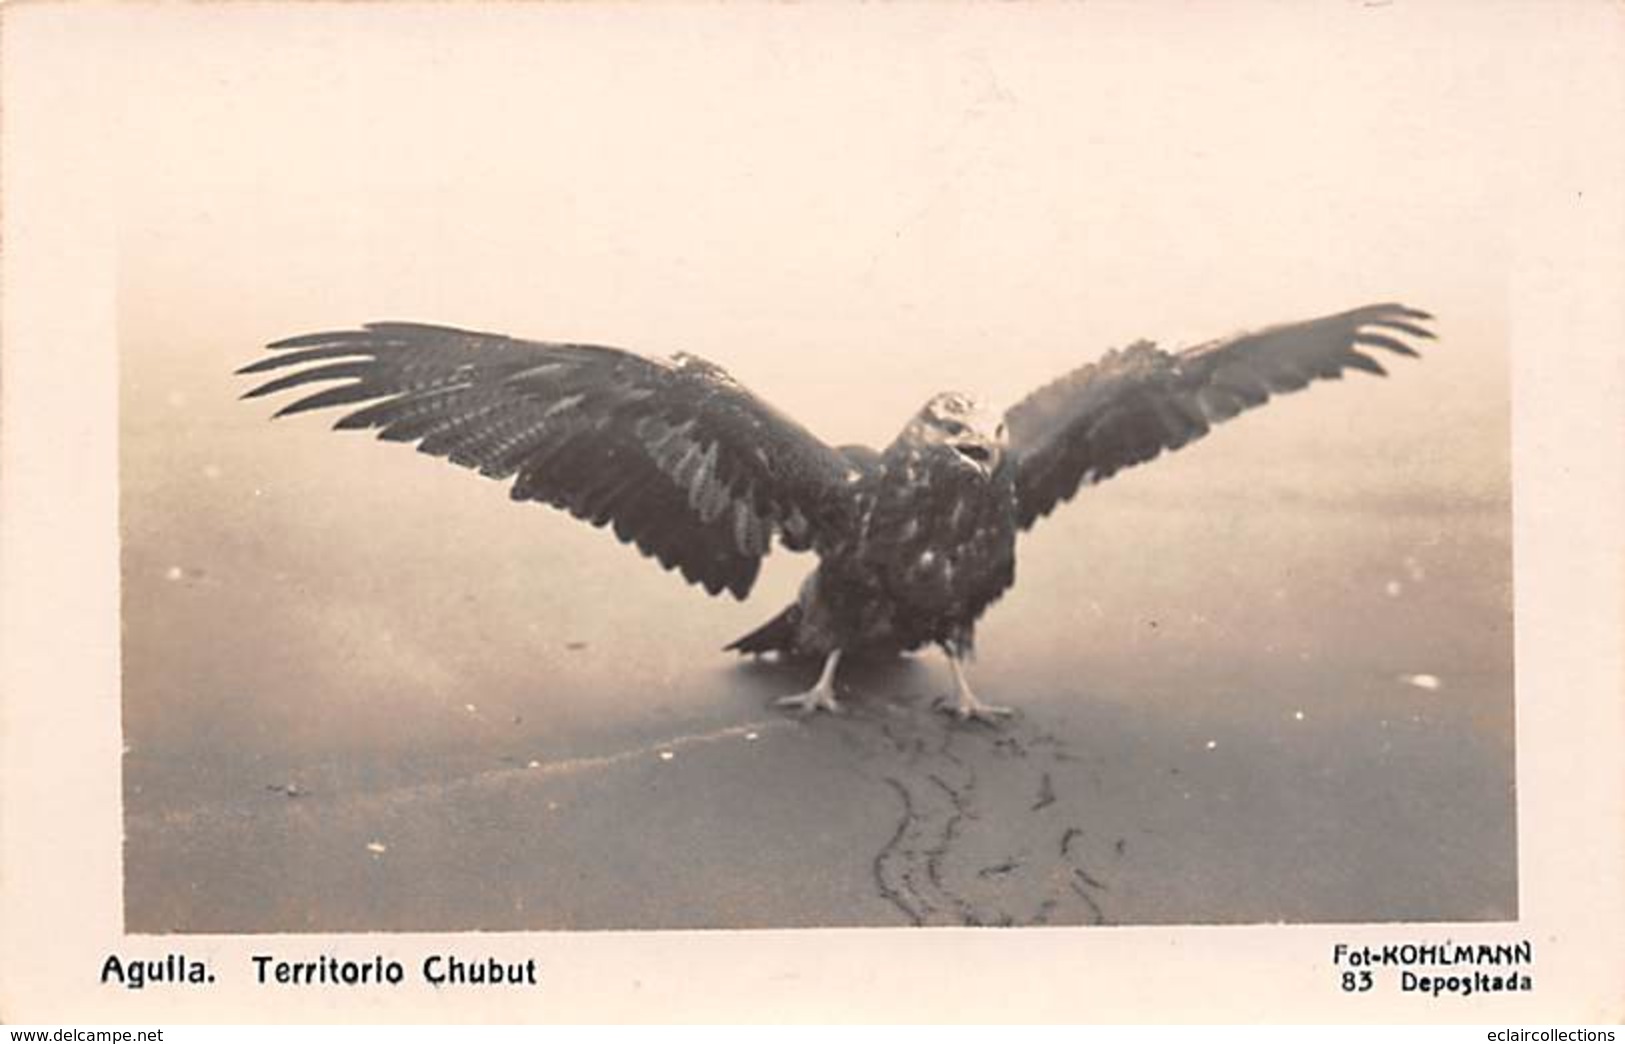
[240,322,859,598]
[1004,303,1434,528]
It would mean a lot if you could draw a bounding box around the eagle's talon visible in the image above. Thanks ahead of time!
[774,649,843,716]
[775,688,841,716]
[942,697,1015,724]
[940,647,1013,723]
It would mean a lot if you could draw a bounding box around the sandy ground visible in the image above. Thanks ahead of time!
[123,420,1514,931]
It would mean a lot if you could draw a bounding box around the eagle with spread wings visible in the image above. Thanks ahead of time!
[240,302,1433,721]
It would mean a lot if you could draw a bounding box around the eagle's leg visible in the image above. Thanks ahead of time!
[774,649,843,715]
[940,646,1013,722]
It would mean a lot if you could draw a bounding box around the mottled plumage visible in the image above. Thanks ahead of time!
[240,302,1434,719]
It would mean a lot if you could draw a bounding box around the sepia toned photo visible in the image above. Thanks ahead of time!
[115,5,1513,936]
[3,0,1621,1024]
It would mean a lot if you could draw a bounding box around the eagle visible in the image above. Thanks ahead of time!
[240,302,1433,721]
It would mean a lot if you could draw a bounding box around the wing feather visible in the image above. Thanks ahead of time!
[1005,303,1435,528]
[240,322,857,598]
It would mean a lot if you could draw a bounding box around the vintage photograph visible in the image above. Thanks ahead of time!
[112,5,1518,936]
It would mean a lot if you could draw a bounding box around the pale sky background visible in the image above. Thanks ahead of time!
[117,2,1506,479]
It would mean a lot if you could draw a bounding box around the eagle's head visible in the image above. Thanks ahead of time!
[901,392,1009,477]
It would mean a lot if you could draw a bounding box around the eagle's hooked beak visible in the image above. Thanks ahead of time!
[953,441,996,471]
[950,421,1005,476]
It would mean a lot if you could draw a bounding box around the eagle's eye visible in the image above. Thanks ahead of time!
[941,420,969,437]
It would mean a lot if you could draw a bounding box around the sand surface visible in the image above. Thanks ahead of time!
[123,421,1514,930]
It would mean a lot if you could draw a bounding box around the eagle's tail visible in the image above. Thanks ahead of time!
[725,603,801,656]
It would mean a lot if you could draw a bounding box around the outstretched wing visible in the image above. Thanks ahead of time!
[239,322,860,598]
[1005,302,1435,529]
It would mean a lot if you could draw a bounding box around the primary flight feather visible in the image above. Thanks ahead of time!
[240,302,1434,720]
